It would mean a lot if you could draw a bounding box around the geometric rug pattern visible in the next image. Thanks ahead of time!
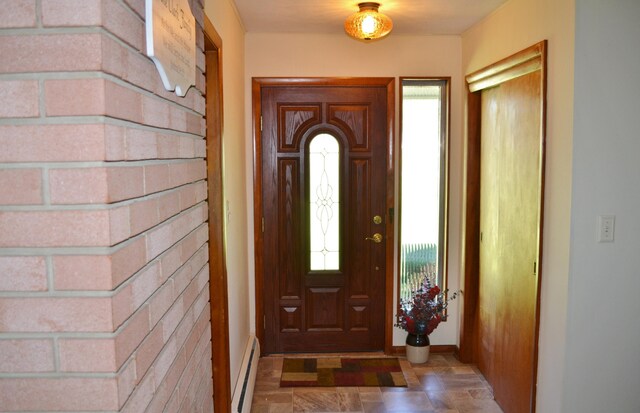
[280,357,407,387]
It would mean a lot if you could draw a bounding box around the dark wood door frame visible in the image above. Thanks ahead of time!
[204,17,231,413]
[459,41,547,412]
[252,77,396,354]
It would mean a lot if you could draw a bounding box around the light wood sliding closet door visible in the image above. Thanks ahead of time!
[461,41,547,413]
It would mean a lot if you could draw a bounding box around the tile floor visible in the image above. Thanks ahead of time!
[251,353,504,412]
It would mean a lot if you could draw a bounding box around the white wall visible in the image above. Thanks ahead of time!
[203,0,250,395]
[564,1,640,411]
[244,33,464,346]
[461,0,575,411]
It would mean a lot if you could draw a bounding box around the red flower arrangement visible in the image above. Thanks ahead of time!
[395,275,458,335]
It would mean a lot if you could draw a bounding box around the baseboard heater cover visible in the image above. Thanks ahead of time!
[232,335,260,413]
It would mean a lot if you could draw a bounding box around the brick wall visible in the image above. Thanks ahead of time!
[0,1,213,411]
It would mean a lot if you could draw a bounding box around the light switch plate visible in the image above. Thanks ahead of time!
[597,214,615,243]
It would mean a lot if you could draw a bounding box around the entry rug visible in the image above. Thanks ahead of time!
[280,357,407,387]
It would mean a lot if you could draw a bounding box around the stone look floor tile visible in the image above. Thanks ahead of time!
[292,389,341,412]
[253,353,504,413]
[382,391,433,412]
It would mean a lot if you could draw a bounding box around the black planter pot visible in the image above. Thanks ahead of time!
[405,332,430,347]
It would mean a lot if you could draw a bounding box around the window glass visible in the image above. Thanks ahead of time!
[400,79,448,298]
[309,133,340,271]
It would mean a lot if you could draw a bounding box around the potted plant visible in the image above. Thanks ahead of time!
[395,274,458,363]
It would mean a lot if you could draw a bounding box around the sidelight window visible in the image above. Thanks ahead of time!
[309,133,340,271]
[399,78,449,298]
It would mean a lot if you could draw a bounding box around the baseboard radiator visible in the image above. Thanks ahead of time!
[231,335,260,413]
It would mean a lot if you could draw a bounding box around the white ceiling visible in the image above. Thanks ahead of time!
[232,0,509,36]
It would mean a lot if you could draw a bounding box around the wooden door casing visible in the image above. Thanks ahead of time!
[255,79,394,354]
[460,42,547,413]
[204,17,231,413]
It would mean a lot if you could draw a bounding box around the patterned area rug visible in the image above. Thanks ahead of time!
[279,357,407,387]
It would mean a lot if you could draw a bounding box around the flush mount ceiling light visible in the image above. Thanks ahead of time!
[344,2,393,41]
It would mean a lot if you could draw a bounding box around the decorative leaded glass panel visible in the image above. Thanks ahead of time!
[309,134,340,271]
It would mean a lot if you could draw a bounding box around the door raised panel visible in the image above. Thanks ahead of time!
[306,287,344,331]
[278,159,302,299]
[348,158,372,297]
[349,305,369,331]
[280,306,301,332]
[329,105,370,150]
[278,105,321,151]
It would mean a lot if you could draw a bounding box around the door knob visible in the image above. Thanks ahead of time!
[365,233,383,243]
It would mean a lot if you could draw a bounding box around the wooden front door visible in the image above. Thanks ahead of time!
[461,42,546,413]
[256,79,393,353]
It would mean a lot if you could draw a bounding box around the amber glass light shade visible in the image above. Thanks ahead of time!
[344,2,393,41]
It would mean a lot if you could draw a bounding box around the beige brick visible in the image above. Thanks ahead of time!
[105,81,143,123]
[0,297,113,332]
[0,80,39,118]
[112,237,148,287]
[49,167,109,204]
[108,167,145,202]
[160,247,182,282]
[161,298,184,342]
[0,0,36,28]
[0,377,119,411]
[121,368,155,413]
[0,124,107,162]
[186,303,210,360]
[43,166,137,207]
[103,0,145,51]
[0,210,111,247]
[111,263,160,328]
[111,283,134,329]
[53,223,140,290]
[135,324,164,380]
[123,0,144,18]
[45,78,106,117]
[187,111,205,136]
[0,169,42,205]
[41,0,101,27]
[0,339,55,373]
[131,263,162,310]
[129,197,159,235]
[157,135,183,159]
[156,348,186,404]
[58,338,117,372]
[105,124,127,161]
[114,305,150,367]
[194,138,206,158]
[117,360,137,409]
[149,280,175,327]
[158,190,181,221]
[143,96,171,128]
[145,377,174,413]
[0,256,47,291]
[108,205,132,244]
[154,336,178,385]
[178,184,198,211]
[53,255,112,290]
[144,163,171,194]
[125,128,158,160]
[169,105,187,131]
[146,220,175,259]
[169,160,205,188]
[0,34,102,73]
[178,135,196,158]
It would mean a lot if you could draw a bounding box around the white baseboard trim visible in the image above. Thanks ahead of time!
[231,335,260,413]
